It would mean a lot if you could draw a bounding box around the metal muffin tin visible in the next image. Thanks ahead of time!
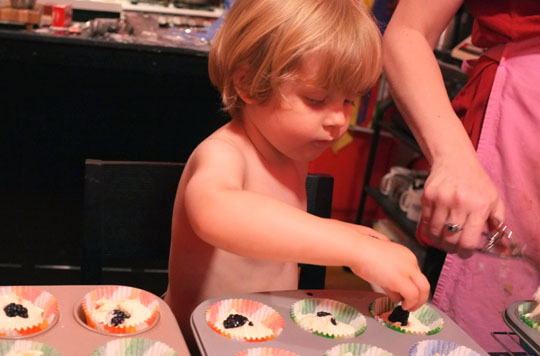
[191,289,489,356]
[503,301,540,355]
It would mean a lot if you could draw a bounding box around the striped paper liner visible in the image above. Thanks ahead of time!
[409,340,480,356]
[81,286,160,335]
[205,299,284,342]
[518,302,540,332]
[90,338,177,356]
[234,347,300,356]
[0,340,62,355]
[290,298,366,338]
[324,342,395,356]
[369,297,443,335]
[0,286,59,338]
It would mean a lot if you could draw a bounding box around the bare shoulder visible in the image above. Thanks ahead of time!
[190,134,246,171]
[183,124,252,190]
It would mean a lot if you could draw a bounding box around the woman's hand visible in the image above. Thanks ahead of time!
[419,151,505,257]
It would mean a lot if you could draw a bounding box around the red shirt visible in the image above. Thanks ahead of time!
[466,0,540,48]
[453,0,540,147]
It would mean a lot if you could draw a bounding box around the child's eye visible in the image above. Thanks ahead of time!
[306,97,325,105]
[344,98,356,106]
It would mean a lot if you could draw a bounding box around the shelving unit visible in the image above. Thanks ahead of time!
[354,55,470,294]
[355,102,446,294]
[355,99,420,228]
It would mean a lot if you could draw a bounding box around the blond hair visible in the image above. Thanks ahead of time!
[208,0,382,117]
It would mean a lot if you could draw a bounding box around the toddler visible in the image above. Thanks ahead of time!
[165,0,430,351]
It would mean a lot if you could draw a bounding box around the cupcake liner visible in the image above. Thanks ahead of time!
[234,347,300,356]
[290,298,366,338]
[205,299,284,342]
[90,338,177,356]
[518,302,540,331]
[0,286,59,338]
[369,296,443,335]
[81,286,160,335]
[409,340,480,356]
[324,343,395,356]
[0,340,62,355]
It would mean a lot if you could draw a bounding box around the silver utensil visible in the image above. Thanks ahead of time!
[479,216,538,269]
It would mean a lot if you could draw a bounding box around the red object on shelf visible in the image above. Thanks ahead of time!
[309,131,398,223]
[52,4,72,28]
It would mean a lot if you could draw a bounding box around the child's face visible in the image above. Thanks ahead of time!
[247,55,355,162]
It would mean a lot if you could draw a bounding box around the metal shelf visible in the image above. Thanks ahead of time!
[378,120,421,154]
[364,186,417,237]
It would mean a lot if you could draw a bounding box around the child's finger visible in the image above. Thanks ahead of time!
[384,289,403,305]
[409,272,430,311]
[397,282,421,311]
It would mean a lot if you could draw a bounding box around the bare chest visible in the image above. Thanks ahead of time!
[243,164,307,210]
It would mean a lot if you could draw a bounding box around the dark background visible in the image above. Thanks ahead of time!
[0,30,228,293]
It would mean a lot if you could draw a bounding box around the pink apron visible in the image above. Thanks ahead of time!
[432,36,540,352]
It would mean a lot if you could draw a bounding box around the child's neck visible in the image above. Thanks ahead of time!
[230,118,308,174]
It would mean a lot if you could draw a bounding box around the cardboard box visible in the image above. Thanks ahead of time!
[52,3,71,27]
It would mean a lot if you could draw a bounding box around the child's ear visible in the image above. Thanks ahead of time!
[232,66,255,104]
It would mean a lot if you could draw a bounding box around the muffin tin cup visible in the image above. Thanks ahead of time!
[90,337,177,356]
[323,342,395,356]
[191,290,488,356]
[205,299,284,342]
[234,347,300,356]
[0,286,59,338]
[73,299,160,337]
[369,296,443,335]
[0,340,62,356]
[518,301,540,332]
[409,340,481,356]
[81,286,160,335]
[290,298,366,338]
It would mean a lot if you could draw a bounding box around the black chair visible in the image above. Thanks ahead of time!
[298,173,334,290]
[81,159,332,293]
[81,159,185,295]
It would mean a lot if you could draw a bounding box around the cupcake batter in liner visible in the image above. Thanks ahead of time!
[81,286,160,335]
[0,287,59,338]
[290,298,366,338]
[90,337,177,356]
[369,296,443,335]
[0,340,62,356]
[409,340,480,356]
[518,302,540,332]
[324,342,395,356]
[205,299,284,342]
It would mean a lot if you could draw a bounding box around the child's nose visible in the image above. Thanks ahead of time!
[324,109,348,128]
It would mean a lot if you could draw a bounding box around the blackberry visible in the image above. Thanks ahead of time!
[223,314,250,329]
[316,311,337,325]
[4,303,28,318]
[316,311,332,317]
[110,309,130,326]
[388,305,409,326]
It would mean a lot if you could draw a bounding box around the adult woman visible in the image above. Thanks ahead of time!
[383,0,540,351]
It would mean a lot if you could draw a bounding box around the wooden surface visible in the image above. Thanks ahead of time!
[0,6,40,29]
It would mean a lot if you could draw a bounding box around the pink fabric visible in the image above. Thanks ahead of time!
[432,36,540,352]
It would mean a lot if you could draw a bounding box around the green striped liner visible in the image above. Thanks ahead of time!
[290,298,366,338]
[518,302,540,331]
[0,340,62,356]
[90,338,177,356]
[369,296,443,335]
[323,342,395,356]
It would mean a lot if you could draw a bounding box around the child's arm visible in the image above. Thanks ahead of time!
[184,139,430,311]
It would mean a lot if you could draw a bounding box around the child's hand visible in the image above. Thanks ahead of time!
[350,238,430,311]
